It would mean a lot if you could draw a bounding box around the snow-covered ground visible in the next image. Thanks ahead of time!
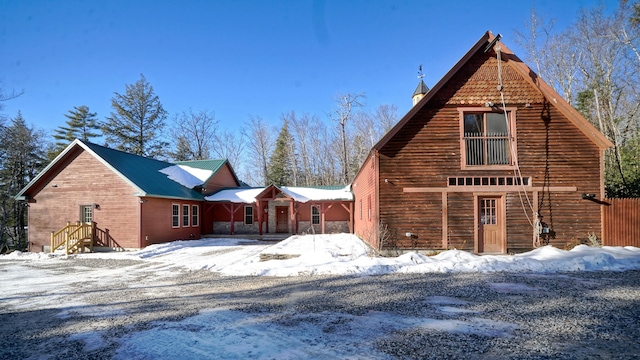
[6,233,640,276]
[2,234,640,359]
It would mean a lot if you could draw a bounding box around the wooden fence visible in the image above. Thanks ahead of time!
[603,198,640,247]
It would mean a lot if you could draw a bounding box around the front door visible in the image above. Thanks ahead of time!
[80,205,93,223]
[276,206,289,233]
[478,196,504,253]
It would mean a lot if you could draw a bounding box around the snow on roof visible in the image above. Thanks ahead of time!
[159,164,214,189]
[280,186,353,202]
[206,185,353,203]
[206,187,265,203]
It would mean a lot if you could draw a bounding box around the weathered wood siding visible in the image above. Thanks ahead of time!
[26,149,141,251]
[603,198,640,247]
[376,50,604,252]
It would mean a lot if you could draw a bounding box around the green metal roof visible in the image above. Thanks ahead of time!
[81,142,205,200]
[175,159,227,173]
[175,159,241,186]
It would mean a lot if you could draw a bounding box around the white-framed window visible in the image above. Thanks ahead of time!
[182,204,190,227]
[172,204,180,228]
[192,205,199,227]
[80,205,93,223]
[359,200,362,220]
[244,206,253,225]
[311,205,320,225]
[367,195,371,221]
[459,108,516,169]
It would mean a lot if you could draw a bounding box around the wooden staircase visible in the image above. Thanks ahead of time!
[51,221,96,254]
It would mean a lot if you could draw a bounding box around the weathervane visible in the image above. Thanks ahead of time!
[418,65,424,80]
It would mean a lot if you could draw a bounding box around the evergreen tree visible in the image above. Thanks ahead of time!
[267,121,294,186]
[49,105,100,160]
[102,74,168,158]
[0,112,46,252]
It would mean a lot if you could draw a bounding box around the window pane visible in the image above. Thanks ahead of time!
[486,113,509,134]
[466,137,484,165]
[245,206,253,225]
[192,205,199,226]
[464,114,483,134]
[172,205,179,227]
[312,206,320,225]
[81,206,93,223]
[487,137,508,164]
[182,205,189,227]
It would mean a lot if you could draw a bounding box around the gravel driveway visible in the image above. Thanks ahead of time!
[1,257,639,359]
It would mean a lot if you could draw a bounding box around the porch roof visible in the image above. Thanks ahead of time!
[206,185,353,203]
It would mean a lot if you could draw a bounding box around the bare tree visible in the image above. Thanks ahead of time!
[374,104,399,135]
[171,109,218,161]
[243,115,274,186]
[212,128,246,171]
[329,93,365,184]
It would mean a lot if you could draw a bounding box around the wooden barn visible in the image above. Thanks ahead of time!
[205,185,353,236]
[15,139,240,252]
[352,31,613,254]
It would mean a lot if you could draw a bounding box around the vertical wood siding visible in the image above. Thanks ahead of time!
[603,198,640,247]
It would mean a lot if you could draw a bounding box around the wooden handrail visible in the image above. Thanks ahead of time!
[50,221,96,254]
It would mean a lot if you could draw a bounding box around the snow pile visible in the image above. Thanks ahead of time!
[159,164,213,188]
[3,234,640,276]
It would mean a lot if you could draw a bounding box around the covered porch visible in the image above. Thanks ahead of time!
[204,185,354,236]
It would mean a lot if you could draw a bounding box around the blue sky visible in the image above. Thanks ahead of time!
[1,0,610,137]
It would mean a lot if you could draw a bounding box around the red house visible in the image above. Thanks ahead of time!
[352,31,613,254]
[16,139,354,253]
[15,139,240,252]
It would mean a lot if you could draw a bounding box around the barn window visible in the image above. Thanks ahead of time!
[172,204,180,228]
[244,206,253,225]
[459,108,516,169]
[192,205,199,227]
[311,205,320,225]
[182,205,190,227]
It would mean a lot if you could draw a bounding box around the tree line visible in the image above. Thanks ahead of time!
[515,0,640,197]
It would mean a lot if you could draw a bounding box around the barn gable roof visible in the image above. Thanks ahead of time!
[374,31,613,152]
